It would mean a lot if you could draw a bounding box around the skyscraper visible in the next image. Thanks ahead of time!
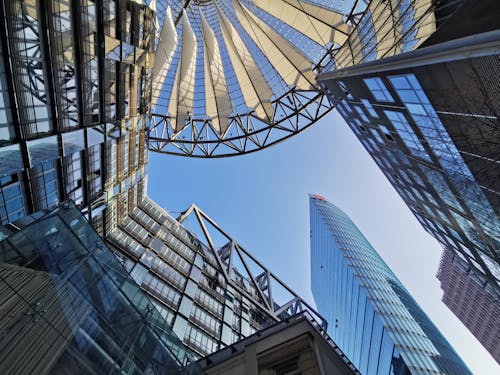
[310,194,471,375]
[0,0,497,371]
[317,0,500,353]
[319,20,500,286]
[437,250,500,363]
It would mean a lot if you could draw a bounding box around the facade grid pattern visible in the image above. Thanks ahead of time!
[310,195,471,375]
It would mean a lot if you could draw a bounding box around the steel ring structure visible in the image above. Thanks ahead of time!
[148,0,366,157]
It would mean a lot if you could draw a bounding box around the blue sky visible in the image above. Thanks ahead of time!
[148,110,497,374]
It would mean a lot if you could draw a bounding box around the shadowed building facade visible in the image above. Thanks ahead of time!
[437,250,500,363]
[0,202,203,374]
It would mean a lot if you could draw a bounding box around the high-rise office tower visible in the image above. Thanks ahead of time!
[0,0,496,369]
[310,194,471,375]
[317,0,500,353]
[437,250,500,363]
[319,1,500,283]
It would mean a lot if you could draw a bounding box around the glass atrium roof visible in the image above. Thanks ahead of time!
[148,0,367,157]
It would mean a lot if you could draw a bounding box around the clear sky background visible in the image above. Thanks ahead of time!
[148,109,498,374]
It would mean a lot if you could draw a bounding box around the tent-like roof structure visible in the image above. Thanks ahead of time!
[147,0,436,157]
[147,0,363,157]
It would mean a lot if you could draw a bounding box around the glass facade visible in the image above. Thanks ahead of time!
[322,69,499,288]
[0,0,496,370]
[0,0,154,233]
[310,195,471,375]
[0,0,330,361]
[331,0,437,70]
[318,3,500,322]
[0,201,202,374]
[320,7,500,352]
[106,198,327,359]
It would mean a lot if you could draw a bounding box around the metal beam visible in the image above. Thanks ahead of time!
[318,29,500,81]
[179,204,329,330]
[193,206,231,282]
[0,1,34,213]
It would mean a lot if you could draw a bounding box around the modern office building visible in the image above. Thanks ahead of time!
[437,250,500,363]
[0,0,497,371]
[111,201,332,359]
[318,2,500,350]
[0,0,339,363]
[0,201,202,375]
[318,0,500,285]
[310,194,471,375]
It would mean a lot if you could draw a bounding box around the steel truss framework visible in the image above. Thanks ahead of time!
[146,0,371,158]
[177,203,328,330]
[147,0,441,157]
[148,88,332,157]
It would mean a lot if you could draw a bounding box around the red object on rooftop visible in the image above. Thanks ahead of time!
[312,194,326,201]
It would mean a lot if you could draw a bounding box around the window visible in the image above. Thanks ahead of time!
[383,110,431,162]
[354,105,369,122]
[358,11,377,61]
[30,161,60,211]
[0,177,26,224]
[62,129,85,156]
[419,165,464,213]
[196,289,223,317]
[28,136,58,166]
[336,105,346,118]
[161,246,191,274]
[142,273,181,307]
[361,99,378,118]
[379,125,394,141]
[366,138,379,152]
[337,81,353,99]
[185,325,218,354]
[363,78,394,102]
[399,0,418,51]
[151,300,175,326]
[389,74,497,230]
[152,257,186,288]
[191,305,220,335]
[63,152,83,205]
[370,128,384,144]
[230,330,240,344]
[339,100,352,113]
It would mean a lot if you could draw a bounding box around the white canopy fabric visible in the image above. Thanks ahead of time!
[148,0,437,156]
[252,0,349,47]
[151,7,177,109]
[201,14,232,134]
[152,0,352,133]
